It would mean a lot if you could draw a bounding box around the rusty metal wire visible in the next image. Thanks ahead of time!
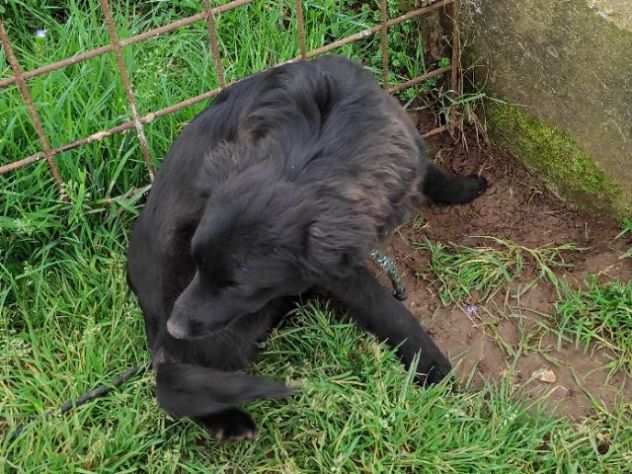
[379,0,390,88]
[0,0,457,179]
[0,0,255,90]
[0,20,66,198]
[203,0,226,87]
[295,0,307,59]
[307,0,452,58]
[451,0,461,96]
[101,0,154,180]
[449,0,462,134]
[388,66,451,93]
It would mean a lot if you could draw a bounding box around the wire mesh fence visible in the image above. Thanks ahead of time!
[0,0,460,201]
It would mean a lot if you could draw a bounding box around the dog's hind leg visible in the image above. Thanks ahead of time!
[421,162,488,205]
[195,408,258,441]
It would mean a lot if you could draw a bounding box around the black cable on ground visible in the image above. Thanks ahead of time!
[6,362,150,442]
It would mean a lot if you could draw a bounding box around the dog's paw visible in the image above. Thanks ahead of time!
[416,354,452,387]
[197,408,257,442]
[466,174,488,198]
[425,362,452,386]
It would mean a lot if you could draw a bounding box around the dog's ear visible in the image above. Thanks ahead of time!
[303,207,374,280]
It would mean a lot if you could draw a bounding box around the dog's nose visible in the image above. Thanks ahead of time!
[166,317,189,339]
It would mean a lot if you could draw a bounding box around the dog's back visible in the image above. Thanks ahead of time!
[128,56,426,346]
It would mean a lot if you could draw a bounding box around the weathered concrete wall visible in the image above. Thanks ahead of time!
[464,0,632,216]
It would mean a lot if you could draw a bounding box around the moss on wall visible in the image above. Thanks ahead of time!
[488,103,628,217]
[464,0,632,219]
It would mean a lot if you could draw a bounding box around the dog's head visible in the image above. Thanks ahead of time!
[166,163,374,340]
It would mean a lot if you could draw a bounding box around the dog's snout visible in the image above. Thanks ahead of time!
[166,317,189,339]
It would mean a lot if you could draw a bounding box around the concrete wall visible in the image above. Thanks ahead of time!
[464,0,632,216]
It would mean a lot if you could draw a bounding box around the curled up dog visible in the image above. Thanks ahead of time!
[126,55,488,441]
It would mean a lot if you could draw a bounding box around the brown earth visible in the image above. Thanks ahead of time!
[374,119,632,420]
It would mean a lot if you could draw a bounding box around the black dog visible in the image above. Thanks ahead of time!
[127,55,487,440]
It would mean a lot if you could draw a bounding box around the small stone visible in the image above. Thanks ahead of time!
[464,304,479,318]
[532,368,557,384]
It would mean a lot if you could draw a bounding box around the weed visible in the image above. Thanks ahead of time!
[616,219,632,240]
[554,278,632,373]
[415,237,577,305]
[617,218,632,259]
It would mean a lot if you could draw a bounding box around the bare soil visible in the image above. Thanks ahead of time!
[376,118,632,420]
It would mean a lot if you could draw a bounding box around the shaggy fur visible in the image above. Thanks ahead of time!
[127,55,487,440]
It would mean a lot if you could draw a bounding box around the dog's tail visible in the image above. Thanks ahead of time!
[156,362,294,418]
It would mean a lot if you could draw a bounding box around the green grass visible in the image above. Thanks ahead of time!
[1,0,444,238]
[415,237,577,305]
[2,1,632,472]
[554,278,632,374]
[617,219,632,259]
[4,299,632,472]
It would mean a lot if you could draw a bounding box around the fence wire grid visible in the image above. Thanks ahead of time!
[0,0,460,201]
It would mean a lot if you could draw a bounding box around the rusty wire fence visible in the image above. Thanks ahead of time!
[0,0,460,202]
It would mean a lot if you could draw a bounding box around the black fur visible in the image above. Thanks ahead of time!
[127,55,487,441]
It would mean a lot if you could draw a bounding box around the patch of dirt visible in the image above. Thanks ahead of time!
[378,119,632,420]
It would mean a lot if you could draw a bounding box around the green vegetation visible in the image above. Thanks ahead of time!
[617,219,632,259]
[419,236,632,374]
[416,237,577,305]
[4,301,632,472]
[555,278,632,374]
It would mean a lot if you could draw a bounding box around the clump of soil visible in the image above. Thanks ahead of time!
[378,118,632,420]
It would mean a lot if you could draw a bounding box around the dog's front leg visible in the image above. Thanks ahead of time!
[326,267,451,385]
